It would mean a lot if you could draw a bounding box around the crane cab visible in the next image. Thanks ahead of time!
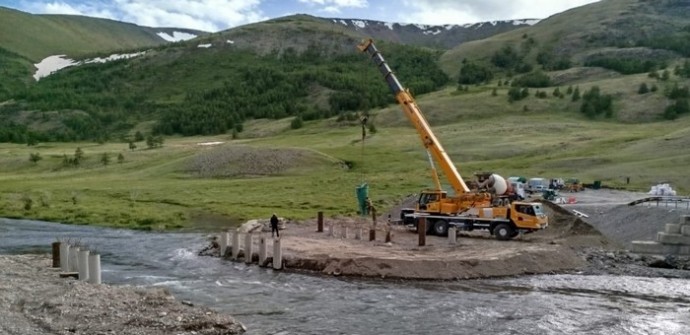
[416,190,446,212]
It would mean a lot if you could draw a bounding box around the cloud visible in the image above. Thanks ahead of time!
[25,1,117,20]
[21,0,267,32]
[297,0,367,14]
[399,0,600,24]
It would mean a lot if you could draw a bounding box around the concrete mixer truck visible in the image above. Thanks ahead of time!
[358,39,548,240]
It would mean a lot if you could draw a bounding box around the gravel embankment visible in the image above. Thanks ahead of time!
[0,254,245,335]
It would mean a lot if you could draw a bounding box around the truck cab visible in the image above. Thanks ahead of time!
[490,202,548,240]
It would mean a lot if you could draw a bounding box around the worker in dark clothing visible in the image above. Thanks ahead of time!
[270,213,280,238]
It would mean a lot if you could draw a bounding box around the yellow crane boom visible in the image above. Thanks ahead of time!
[357,39,470,195]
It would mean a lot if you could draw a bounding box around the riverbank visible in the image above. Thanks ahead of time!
[0,254,245,335]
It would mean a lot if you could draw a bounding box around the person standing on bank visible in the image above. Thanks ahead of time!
[270,213,280,238]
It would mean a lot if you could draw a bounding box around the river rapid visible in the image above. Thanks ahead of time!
[1,218,689,335]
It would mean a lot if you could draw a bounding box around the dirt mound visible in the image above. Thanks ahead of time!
[567,204,688,247]
[542,201,604,237]
[186,145,337,177]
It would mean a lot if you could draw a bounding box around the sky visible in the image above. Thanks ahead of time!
[1,0,601,32]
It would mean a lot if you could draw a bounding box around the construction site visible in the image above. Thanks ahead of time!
[203,40,690,280]
[205,187,690,280]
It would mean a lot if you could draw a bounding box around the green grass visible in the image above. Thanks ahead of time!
[2,79,689,231]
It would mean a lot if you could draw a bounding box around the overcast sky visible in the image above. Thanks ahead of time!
[2,0,600,32]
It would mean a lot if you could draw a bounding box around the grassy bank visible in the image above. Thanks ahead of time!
[2,77,688,230]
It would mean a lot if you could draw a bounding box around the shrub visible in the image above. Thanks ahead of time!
[512,71,551,88]
[580,86,613,118]
[29,152,42,163]
[100,153,110,166]
[291,116,303,129]
[507,87,524,102]
[458,62,494,85]
[572,87,581,101]
[638,83,649,94]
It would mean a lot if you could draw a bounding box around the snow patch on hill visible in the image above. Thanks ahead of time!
[330,17,541,32]
[33,52,145,81]
[157,31,197,42]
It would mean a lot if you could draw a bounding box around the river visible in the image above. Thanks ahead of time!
[1,218,689,335]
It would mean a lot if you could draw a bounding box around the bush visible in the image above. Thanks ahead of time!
[368,122,377,134]
[290,116,303,129]
[507,87,525,102]
[638,83,649,94]
[29,152,42,163]
[664,99,689,120]
[580,86,613,118]
[491,45,521,69]
[585,58,661,74]
[458,62,494,85]
[668,85,689,99]
[512,71,551,88]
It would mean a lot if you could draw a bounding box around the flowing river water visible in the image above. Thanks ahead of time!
[1,218,689,335]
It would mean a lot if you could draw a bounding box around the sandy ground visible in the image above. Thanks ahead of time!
[0,255,245,335]
[204,188,690,280]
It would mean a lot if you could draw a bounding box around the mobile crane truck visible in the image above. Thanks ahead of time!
[357,39,548,241]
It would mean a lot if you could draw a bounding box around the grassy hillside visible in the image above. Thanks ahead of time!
[440,0,690,77]
[0,19,449,142]
[0,6,202,62]
[1,81,688,230]
[0,48,33,99]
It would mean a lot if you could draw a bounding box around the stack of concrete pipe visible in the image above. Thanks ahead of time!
[56,240,102,284]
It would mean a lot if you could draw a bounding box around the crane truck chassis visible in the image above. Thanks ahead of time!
[400,202,548,240]
[358,39,548,240]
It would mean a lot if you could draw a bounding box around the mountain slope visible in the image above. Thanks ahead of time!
[0,6,205,61]
[323,17,539,49]
[0,14,451,142]
[440,0,690,76]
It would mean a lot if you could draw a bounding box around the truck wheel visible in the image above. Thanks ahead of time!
[433,220,449,236]
[494,223,514,241]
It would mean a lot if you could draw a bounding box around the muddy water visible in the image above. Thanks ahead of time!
[1,218,689,335]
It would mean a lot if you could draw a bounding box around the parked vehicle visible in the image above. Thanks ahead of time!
[527,178,548,194]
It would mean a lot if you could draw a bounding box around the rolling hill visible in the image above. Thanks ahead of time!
[0,1,690,227]
[440,0,690,76]
[0,6,204,62]
[0,0,689,143]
